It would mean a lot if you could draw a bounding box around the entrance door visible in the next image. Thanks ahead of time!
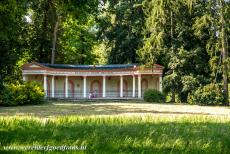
[90,80,102,98]
[64,80,75,98]
[68,80,75,98]
[141,79,148,95]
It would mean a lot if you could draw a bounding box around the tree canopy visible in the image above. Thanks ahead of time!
[0,0,229,104]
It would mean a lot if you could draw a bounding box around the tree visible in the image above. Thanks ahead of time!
[220,0,229,105]
[140,0,211,102]
[97,0,145,64]
[189,0,229,104]
[28,0,100,64]
[57,14,98,64]
[0,0,28,85]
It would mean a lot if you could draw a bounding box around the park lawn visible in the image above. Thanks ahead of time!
[0,101,230,153]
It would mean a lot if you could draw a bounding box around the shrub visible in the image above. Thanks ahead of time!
[187,83,224,105]
[143,89,165,103]
[0,81,45,106]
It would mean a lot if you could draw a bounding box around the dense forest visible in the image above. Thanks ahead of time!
[0,0,229,104]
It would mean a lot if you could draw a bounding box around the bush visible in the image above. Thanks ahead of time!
[187,83,224,105]
[0,81,45,106]
[143,89,165,103]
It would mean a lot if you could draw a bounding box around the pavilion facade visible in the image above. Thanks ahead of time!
[22,62,163,99]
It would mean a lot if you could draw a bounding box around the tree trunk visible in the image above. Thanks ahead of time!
[51,20,58,64]
[170,10,175,103]
[220,0,229,105]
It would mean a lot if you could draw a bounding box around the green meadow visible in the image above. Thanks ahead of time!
[0,102,230,153]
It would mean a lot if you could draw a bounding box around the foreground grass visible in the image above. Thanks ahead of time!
[1,115,230,153]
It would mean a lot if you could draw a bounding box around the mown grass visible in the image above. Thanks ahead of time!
[1,101,230,117]
[1,115,230,153]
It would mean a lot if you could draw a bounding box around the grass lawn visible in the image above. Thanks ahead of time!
[0,101,230,153]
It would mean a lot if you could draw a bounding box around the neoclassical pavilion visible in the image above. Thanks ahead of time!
[22,62,163,99]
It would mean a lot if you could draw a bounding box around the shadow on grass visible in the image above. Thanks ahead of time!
[0,102,218,117]
[0,117,230,153]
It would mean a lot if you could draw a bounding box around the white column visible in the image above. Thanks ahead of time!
[120,75,123,97]
[43,75,47,97]
[103,76,106,97]
[65,76,68,98]
[132,75,135,98]
[51,76,55,98]
[83,76,87,98]
[159,76,162,92]
[23,75,26,81]
[138,74,141,98]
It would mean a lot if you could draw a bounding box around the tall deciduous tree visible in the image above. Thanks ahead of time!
[0,0,27,85]
[97,0,144,64]
[29,0,99,64]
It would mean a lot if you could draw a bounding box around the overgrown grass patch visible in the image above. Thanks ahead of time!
[0,115,230,153]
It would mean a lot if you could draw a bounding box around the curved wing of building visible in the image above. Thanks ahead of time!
[22,62,163,99]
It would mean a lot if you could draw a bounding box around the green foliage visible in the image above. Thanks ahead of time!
[188,83,224,105]
[98,0,144,64]
[26,0,101,64]
[0,0,229,105]
[143,89,165,103]
[0,0,28,86]
[57,14,97,64]
[0,0,104,86]
[0,81,45,106]
[141,0,216,103]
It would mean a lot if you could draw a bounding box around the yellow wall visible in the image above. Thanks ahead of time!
[26,75,159,98]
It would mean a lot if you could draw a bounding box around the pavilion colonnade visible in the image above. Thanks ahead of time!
[23,74,162,98]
